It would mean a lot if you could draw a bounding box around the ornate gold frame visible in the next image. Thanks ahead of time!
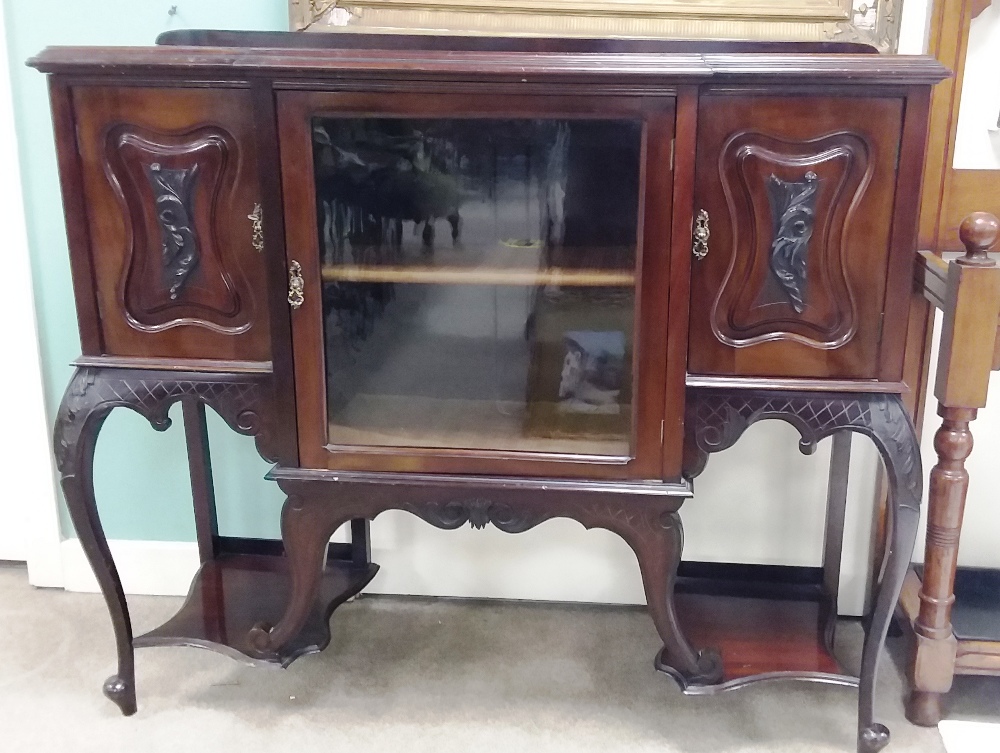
[289,0,903,52]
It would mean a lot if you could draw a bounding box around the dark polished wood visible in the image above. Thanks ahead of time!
[155,29,880,55]
[71,87,270,362]
[28,47,948,88]
[684,388,922,753]
[33,35,948,753]
[134,551,378,667]
[249,79,300,468]
[182,399,218,564]
[662,85,699,479]
[689,96,904,380]
[48,78,103,355]
[51,366,276,715]
[250,467,721,689]
[676,592,844,684]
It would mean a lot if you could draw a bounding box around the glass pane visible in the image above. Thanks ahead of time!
[313,116,642,456]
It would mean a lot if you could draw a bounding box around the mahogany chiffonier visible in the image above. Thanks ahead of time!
[29,32,948,753]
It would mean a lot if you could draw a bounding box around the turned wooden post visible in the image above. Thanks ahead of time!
[908,213,1000,725]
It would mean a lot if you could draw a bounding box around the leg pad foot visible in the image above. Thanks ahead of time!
[103,674,136,716]
[858,723,890,753]
[655,646,724,689]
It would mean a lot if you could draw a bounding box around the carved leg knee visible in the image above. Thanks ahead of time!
[55,369,138,715]
[248,492,353,660]
[626,507,722,687]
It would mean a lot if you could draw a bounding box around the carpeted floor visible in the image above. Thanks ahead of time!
[1,561,993,753]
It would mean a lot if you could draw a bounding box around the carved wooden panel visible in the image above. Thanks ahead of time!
[689,96,904,379]
[73,87,269,362]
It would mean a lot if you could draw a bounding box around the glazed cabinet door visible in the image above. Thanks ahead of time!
[688,96,905,380]
[278,91,675,478]
[71,87,269,362]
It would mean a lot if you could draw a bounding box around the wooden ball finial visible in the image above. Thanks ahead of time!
[957,212,1000,266]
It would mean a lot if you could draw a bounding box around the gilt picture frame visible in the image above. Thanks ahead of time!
[289,0,903,52]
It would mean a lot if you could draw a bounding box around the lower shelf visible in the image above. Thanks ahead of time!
[674,570,845,689]
[134,554,845,685]
[134,553,379,668]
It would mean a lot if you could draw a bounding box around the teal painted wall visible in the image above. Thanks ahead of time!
[3,1,288,541]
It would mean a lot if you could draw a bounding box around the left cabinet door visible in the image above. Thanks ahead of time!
[71,87,269,362]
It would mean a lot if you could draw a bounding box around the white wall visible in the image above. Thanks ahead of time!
[0,2,62,579]
[953,4,1000,170]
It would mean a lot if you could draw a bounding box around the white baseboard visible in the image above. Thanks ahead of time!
[61,538,200,596]
[57,536,646,604]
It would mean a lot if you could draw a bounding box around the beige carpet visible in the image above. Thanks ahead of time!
[0,561,979,753]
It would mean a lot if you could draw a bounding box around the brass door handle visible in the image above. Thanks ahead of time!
[288,260,304,309]
[692,209,710,260]
[248,203,264,253]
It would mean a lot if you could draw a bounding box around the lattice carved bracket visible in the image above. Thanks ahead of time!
[54,367,277,477]
[683,389,920,511]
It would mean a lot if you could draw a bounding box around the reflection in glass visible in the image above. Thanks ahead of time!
[313,117,642,455]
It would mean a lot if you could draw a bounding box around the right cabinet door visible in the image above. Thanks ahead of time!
[688,95,904,379]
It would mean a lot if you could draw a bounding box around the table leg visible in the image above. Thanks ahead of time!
[626,510,723,686]
[905,405,976,726]
[54,369,138,716]
[685,389,922,753]
[250,475,719,686]
[53,366,273,714]
[182,398,219,565]
[856,397,922,753]
[822,431,852,649]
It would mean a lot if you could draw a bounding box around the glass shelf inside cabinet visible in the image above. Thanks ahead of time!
[313,116,643,456]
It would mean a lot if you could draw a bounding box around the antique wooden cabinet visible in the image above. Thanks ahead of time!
[30,32,948,753]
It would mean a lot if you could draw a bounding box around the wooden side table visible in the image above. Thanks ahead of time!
[905,212,1000,724]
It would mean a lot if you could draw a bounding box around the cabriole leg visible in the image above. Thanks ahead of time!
[628,509,724,686]
[572,500,721,687]
[250,478,717,687]
[248,490,360,659]
[856,396,922,753]
[54,369,137,715]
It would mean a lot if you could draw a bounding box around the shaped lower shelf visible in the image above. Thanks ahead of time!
[134,552,378,668]
[135,554,845,686]
[673,567,848,692]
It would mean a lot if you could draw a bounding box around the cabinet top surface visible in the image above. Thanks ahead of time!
[28,32,949,87]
